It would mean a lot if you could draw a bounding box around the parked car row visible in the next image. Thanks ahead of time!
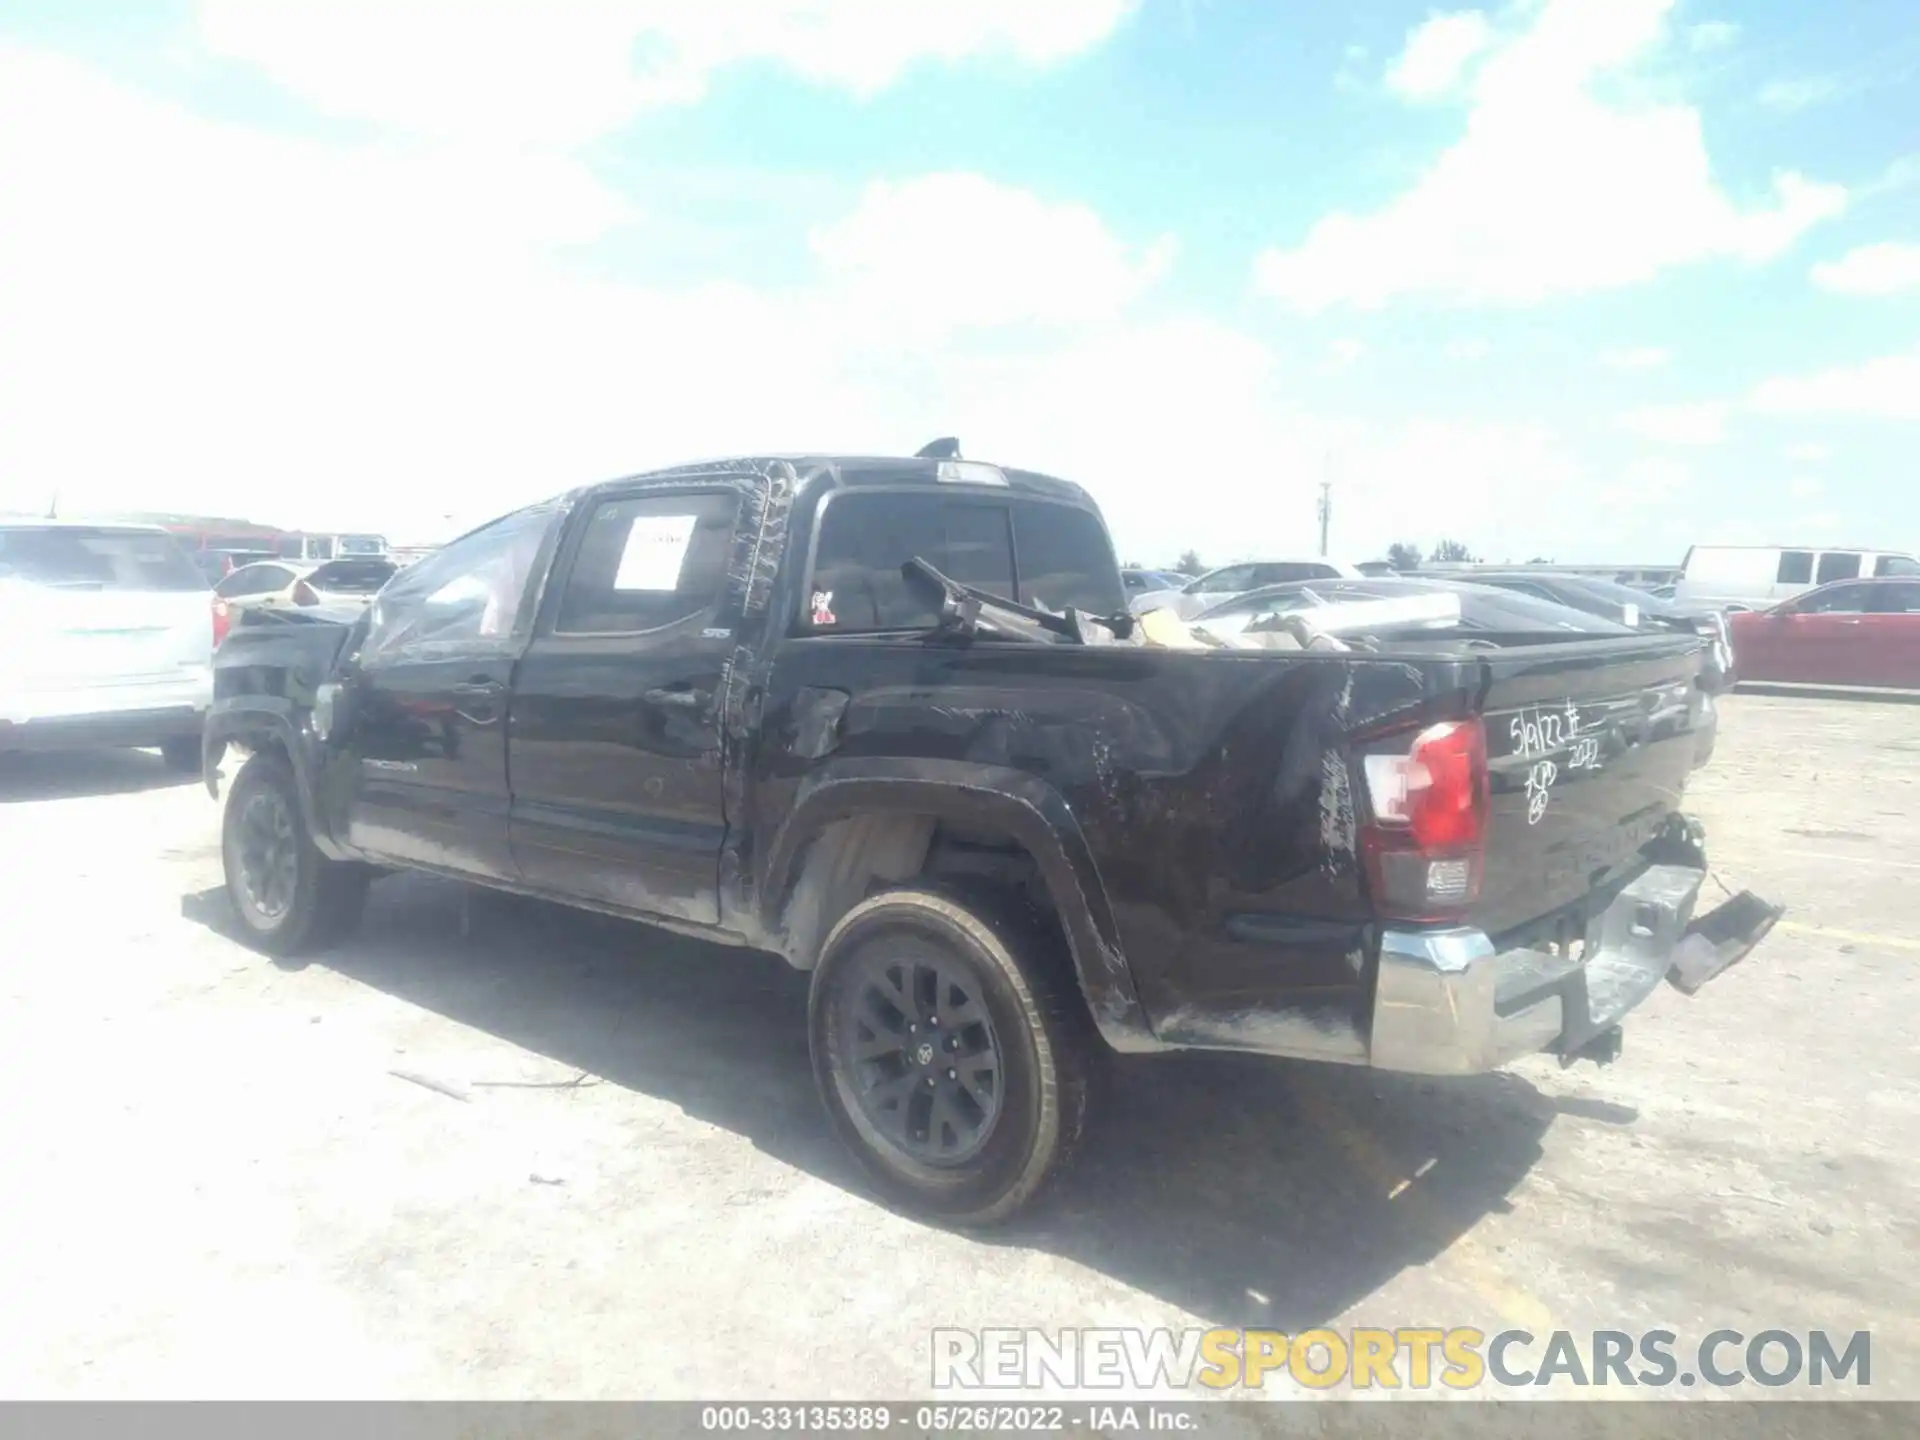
[1128,545,1917,690]
[1126,558,1365,620]
[1171,575,1727,767]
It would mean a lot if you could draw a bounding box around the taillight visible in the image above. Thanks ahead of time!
[292,580,319,606]
[212,597,231,648]
[1359,718,1489,920]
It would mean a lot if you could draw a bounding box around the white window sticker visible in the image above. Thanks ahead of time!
[612,513,697,592]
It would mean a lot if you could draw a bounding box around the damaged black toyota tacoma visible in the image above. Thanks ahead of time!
[203,446,1781,1223]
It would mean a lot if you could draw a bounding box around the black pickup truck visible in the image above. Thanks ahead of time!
[204,448,1779,1222]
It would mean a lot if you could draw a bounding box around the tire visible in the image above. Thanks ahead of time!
[222,751,369,956]
[159,736,202,773]
[808,885,1099,1225]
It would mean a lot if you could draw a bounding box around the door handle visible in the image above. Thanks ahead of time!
[451,679,505,697]
[643,687,710,709]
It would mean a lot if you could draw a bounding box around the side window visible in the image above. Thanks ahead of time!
[1193,565,1254,593]
[1012,502,1125,615]
[216,567,268,598]
[806,492,1017,631]
[553,492,739,635]
[1776,551,1814,585]
[1502,581,1558,602]
[1816,552,1862,585]
[1873,583,1920,613]
[362,503,562,662]
[1874,554,1920,578]
[1795,585,1868,614]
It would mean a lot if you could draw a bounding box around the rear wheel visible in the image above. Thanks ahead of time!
[808,886,1098,1225]
[222,752,368,956]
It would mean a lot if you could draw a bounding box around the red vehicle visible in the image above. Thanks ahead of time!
[1728,578,1920,688]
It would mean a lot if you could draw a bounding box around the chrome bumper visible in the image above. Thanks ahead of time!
[1369,864,1774,1076]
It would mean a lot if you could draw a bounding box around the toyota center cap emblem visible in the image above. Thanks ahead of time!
[915,1042,935,1065]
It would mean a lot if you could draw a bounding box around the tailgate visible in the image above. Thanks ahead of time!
[1473,634,1707,937]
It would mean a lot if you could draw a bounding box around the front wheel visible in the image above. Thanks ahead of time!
[222,752,368,956]
[808,887,1098,1225]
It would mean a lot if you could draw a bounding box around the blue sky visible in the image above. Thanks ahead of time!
[1,0,1916,566]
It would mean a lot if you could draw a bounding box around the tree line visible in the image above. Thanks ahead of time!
[1129,540,1499,575]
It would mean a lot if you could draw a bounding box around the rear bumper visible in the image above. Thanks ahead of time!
[1370,864,1781,1075]
[0,704,206,752]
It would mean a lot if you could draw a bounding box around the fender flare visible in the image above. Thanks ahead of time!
[203,703,356,863]
[758,758,1156,1051]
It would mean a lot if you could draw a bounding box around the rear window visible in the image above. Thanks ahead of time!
[308,559,398,594]
[807,492,1121,631]
[1249,562,1343,586]
[1011,502,1126,615]
[0,526,207,592]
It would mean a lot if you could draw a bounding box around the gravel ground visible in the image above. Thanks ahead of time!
[0,692,1914,1402]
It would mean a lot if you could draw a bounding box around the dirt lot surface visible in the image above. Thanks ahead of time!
[2,692,1915,1402]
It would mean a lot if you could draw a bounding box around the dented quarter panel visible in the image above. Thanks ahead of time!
[750,638,1474,1051]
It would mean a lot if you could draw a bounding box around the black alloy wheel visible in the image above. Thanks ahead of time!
[836,950,1005,1166]
[808,886,1098,1225]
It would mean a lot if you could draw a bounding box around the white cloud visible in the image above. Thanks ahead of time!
[196,0,1139,144]
[1385,11,1494,101]
[1687,20,1740,52]
[1445,338,1491,360]
[1617,401,1730,445]
[1255,0,1846,311]
[1598,456,1692,509]
[1812,242,1920,295]
[1788,475,1823,499]
[2,40,1606,564]
[1598,345,1671,370]
[808,173,1176,340]
[1785,442,1832,463]
[1321,338,1368,373]
[1749,351,1920,421]
[1759,77,1838,113]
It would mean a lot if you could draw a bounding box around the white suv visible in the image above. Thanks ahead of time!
[0,520,216,770]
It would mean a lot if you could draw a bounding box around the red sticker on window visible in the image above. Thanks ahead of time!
[810,590,836,626]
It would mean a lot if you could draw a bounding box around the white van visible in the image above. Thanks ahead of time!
[0,521,215,769]
[1674,545,1920,611]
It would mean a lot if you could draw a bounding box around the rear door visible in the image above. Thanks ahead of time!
[508,486,743,925]
[0,526,212,716]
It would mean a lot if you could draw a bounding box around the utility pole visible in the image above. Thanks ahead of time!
[1317,477,1332,558]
